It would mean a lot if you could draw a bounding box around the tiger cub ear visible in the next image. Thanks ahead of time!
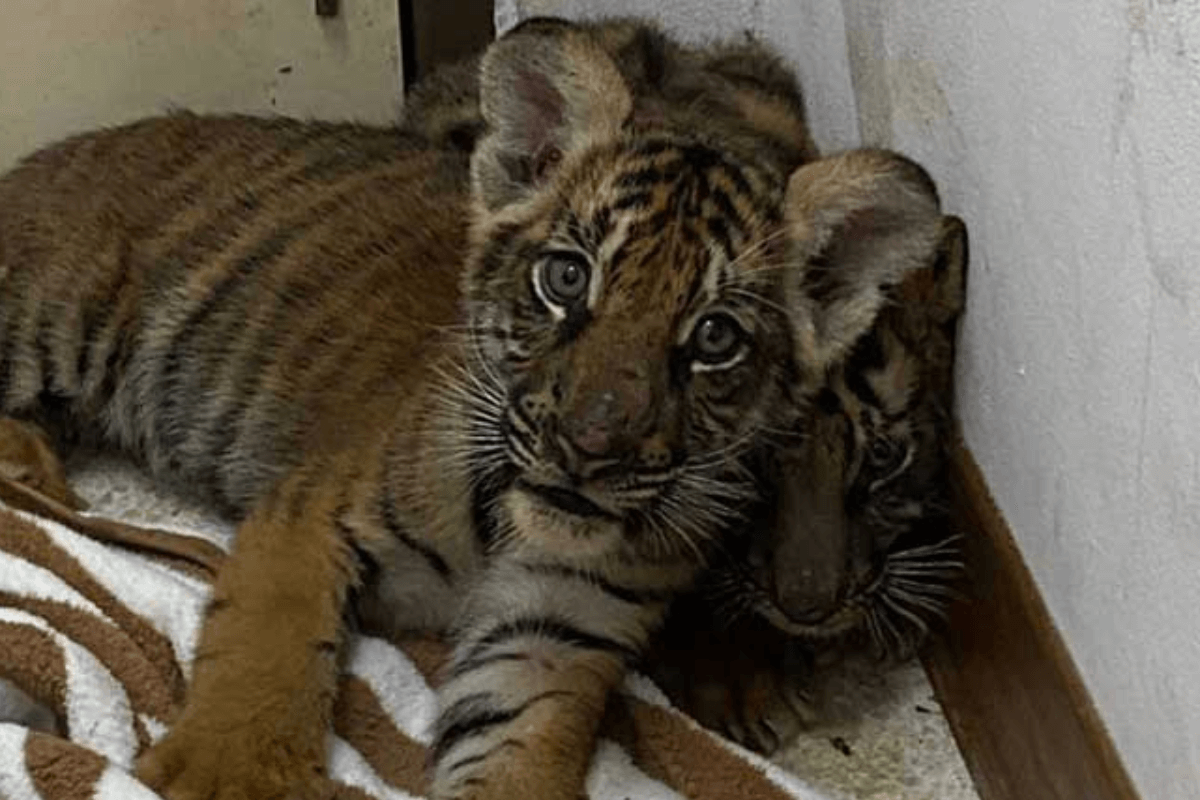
[781,149,949,371]
[924,215,969,327]
[472,25,633,211]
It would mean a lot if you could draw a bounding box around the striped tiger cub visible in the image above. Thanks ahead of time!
[649,215,969,754]
[403,17,972,756]
[0,23,952,800]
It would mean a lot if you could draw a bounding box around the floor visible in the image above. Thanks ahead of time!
[773,653,979,800]
[68,454,981,800]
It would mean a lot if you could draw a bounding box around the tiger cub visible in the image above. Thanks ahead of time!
[0,24,952,800]
[402,17,971,753]
[649,216,968,755]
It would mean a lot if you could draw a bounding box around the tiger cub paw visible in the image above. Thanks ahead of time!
[0,418,87,510]
[685,647,818,755]
[650,618,820,756]
[135,718,332,800]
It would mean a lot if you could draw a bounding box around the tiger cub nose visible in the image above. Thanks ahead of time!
[562,379,651,457]
[563,390,622,455]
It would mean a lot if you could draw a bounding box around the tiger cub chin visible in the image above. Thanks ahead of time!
[649,216,969,755]
[0,22,953,800]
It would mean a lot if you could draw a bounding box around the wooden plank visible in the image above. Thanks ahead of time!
[923,443,1141,800]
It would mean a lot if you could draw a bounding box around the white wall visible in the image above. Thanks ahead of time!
[842,3,1200,798]
[503,2,1196,797]
[0,0,402,170]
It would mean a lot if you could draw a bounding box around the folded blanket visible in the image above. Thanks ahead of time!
[0,473,824,800]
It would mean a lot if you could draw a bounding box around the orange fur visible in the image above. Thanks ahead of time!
[0,20,957,800]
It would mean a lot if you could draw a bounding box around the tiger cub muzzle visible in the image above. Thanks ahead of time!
[505,326,686,519]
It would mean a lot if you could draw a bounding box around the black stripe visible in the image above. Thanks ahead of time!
[0,281,32,405]
[297,131,408,183]
[617,165,670,191]
[447,651,532,680]
[633,138,677,159]
[432,691,571,764]
[34,314,57,397]
[77,246,132,392]
[816,387,843,416]
[201,282,314,471]
[432,695,518,761]
[518,562,673,606]
[613,190,652,211]
[706,216,734,261]
[517,480,618,521]
[708,185,748,238]
[845,367,883,410]
[377,487,451,579]
[470,461,517,553]
[464,615,639,665]
[445,738,526,776]
[555,306,592,346]
[715,159,756,201]
[96,324,135,413]
[682,259,709,310]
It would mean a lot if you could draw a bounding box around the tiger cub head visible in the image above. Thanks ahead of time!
[710,216,968,655]
[458,24,948,561]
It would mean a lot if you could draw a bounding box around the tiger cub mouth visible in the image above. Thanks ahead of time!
[516,479,621,521]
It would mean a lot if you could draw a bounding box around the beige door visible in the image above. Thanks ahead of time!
[0,0,403,169]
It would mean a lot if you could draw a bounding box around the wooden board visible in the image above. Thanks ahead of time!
[923,443,1141,800]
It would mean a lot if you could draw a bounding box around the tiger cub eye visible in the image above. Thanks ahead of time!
[692,313,743,364]
[539,255,590,306]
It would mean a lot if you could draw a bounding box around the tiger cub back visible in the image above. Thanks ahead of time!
[0,114,470,514]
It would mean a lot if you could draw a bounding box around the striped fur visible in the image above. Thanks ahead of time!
[0,20,953,800]
[403,16,972,762]
[650,217,969,755]
[401,15,818,173]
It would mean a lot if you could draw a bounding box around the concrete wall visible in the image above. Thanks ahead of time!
[0,0,402,170]
[502,2,1196,797]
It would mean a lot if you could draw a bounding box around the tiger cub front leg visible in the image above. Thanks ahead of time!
[135,472,358,800]
[430,558,670,800]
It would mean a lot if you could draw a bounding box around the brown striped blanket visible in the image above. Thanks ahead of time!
[0,474,823,800]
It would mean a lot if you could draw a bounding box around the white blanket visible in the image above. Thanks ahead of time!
[0,460,824,800]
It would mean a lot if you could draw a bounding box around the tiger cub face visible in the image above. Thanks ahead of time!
[459,25,950,559]
[465,48,796,546]
[470,140,794,534]
[711,216,968,656]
